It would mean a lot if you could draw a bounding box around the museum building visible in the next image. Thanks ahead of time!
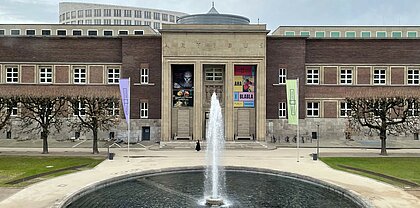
[0,6,420,142]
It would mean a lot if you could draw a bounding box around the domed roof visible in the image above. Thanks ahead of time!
[177,5,250,25]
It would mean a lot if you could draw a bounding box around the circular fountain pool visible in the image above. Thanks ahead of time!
[64,168,369,208]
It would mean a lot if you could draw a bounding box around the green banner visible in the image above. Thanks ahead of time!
[286,80,298,125]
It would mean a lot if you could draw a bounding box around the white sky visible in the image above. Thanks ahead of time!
[1,0,420,31]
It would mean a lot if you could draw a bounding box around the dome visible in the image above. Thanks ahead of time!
[177,5,250,25]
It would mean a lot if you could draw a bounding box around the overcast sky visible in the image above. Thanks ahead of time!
[1,0,420,31]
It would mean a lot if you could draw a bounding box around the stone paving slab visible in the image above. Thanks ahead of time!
[0,148,419,208]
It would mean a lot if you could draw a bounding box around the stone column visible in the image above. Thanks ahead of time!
[161,59,171,141]
[225,61,234,141]
[193,61,203,140]
[256,60,266,141]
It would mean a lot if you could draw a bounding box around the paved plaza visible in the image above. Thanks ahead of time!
[0,146,419,208]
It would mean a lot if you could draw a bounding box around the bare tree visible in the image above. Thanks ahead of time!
[0,96,16,131]
[346,96,420,155]
[19,96,68,154]
[68,96,119,154]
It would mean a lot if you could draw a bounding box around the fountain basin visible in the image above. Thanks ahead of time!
[62,167,371,208]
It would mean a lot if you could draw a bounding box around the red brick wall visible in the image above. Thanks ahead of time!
[0,37,122,63]
[305,86,420,98]
[89,66,104,84]
[391,67,404,85]
[21,65,35,83]
[55,66,69,84]
[323,101,337,118]
[266,37,306,119]
[357,67,371,84]
[121,36,162,119]
[324,67,337,84]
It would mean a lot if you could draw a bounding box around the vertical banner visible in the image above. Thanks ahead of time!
[234,65,256,108]
[119,78,130,123]
[172,65,194,107]
[286,79,298,125]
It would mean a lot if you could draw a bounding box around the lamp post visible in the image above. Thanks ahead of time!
[317,124,320,158]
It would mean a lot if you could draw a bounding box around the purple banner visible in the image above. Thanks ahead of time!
[119,78,130,123]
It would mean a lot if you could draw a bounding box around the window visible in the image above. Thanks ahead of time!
[408,31,417,38]
[306,67,319,84]
[124,20,132,25]
[77,10,84,18]
[153,22,161,29]
[169,15,175,22]
[71,11,76,19]
[114,19,121,25]
[39,67,52,83]
[26,29,35,35]
[85,20,92,25]
[6,67,19,83]
[88,30,98,36]
[57,29,67,36]
[144,11,151,19]
[140,102,148,118]
[94,9,101,17]
[162,13,168,21]
[104,19,111,25]
[407,68,420,85]
[153,12,161,20]
[104,9,111,17]
[134,10,142,18]
[300,31,310,37]
[340,102,351,117]
[144,21,151,26]
[8,102,18,117]
[73,67,86,84]
[330,31,340,38]
[315,31,325,38]
[141,68,149,84]
[205,68,223,81]
[376,31,387,38]
[73,101,86,116]
[134,20,142,25]
[307,102,319,117]
[278,68,286,84]
[103,30,113,36]
[124,10,132,17]
[118,30,128,35]
[373,68,386,85]
[77,20,83,24]
[284,31,295,36]
[108,68,120,84]
[41,29,51,36]
[345,31,356,38]
[278,102,286,118]
[66,12,70,19]
[392,31,402,38]
[408,102,420,117]
[340,68,352,84]
[85,9,92,17]
[94,19,101,25]
[107,102,120,116]
[0,30,5,35]
[114,9,121,17]
[134,30,144,35]
[11,29,20,35]
[361,31,371,38]
[72,30,82,36]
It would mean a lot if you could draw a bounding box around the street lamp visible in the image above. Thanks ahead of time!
[317,124,320,158]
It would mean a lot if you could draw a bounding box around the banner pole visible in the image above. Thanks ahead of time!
[127,77,131,162]
[297,78,300,163]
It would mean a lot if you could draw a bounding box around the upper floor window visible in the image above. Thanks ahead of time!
[6,67,19,83]
[108,68,120,84]
[71,11,76,19]
[141,68,149,84]
[73,67,86,84]
[284,31,295,36]
[376,31,387,38]
[392,31,402,38]
[114,9,121,17]
[124,10,132,17]
[140,102,149,118]
[104,9,111,17]
[85,9,92,17]
[306,102,319,117]
[340,68,352,84]
[11,29,20,35]
[330,31,340,38]
[72,30,82,36]
[134,30,144,35]
[153,22,161,29]
[300,31,310,37]
[57,29,67,36]
[124,20,132,25]
[340,102,351,117]
[134,20,142,25]
[345,31,356,38]
[104,30,113,36]
[114,19,121,25]
[26,29,35,35]
[315,31,325,38]
[39,67,53,84]
[88,30,98,36]
[41,29,51,36]
[373,68,386,85]
[144,11,151,19]
[205,68,223,82]
[94,19,101,25]
[306,67,319,84]
[0,30,5,35]
[134,10,142,18]
[169,15,175,22]
[408,31,417,38]
[153,12,161,20]
[104,19,111,25]
[361,31,371,38]
[278,68,286,84]
[407,68,420,85]
[94,9,101,17]
[144,21,151,26]
[278,102,286,118]
[118,30,128,35]
[162,13,168,21]
[77,10,84,18]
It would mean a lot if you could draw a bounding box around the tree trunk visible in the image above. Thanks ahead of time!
[41,130,49,154]
[92,129,99,154]
[380,130,387,156]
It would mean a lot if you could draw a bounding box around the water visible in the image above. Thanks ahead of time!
[204,92,225,202]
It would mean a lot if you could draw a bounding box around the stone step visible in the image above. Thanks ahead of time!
[158,141,275,150]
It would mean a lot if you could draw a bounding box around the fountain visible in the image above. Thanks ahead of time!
[204,92,225,206]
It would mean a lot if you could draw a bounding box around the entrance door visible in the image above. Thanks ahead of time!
[142,127,150,141]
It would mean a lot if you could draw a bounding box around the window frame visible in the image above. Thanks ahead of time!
[103,30,113,36]
[407,31,417,38]
[278,102,286,118]
[340,102,351,117]
[107,102,120,116]
[73,67,87,84]
[140,68,149,84]
[118,30,129,36]
[345,31,356,38]
[306,102,320,118]
[315,31,325,38]
[278,68,287,84]
[306,67,320,85]
[25,29,36,36]
[391,31,402,38]
[107,67,120,84]
[330,31,340,38]
[73,101,86,117]
[407,68,420,85]
[373,67,387,85]
[284,31,295,36]
[6,66,19,83]
[72,29,82,36]
[10,29,20,35]
[140,102,149,119]
[39,66,53,84]
[87,30,98,36]
[361,31,371,38]
[56,29,67,36]
[339,67,353,85]
[376,31,387,38]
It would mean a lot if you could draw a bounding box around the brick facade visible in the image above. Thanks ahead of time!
[391,67,404,85]
[89,66,104,84]
[324,67,337,84]
[55,66,70,84]
[21,65,35,83]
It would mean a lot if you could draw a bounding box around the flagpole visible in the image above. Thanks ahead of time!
[296,78,300,163]
[127,77,131,162]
